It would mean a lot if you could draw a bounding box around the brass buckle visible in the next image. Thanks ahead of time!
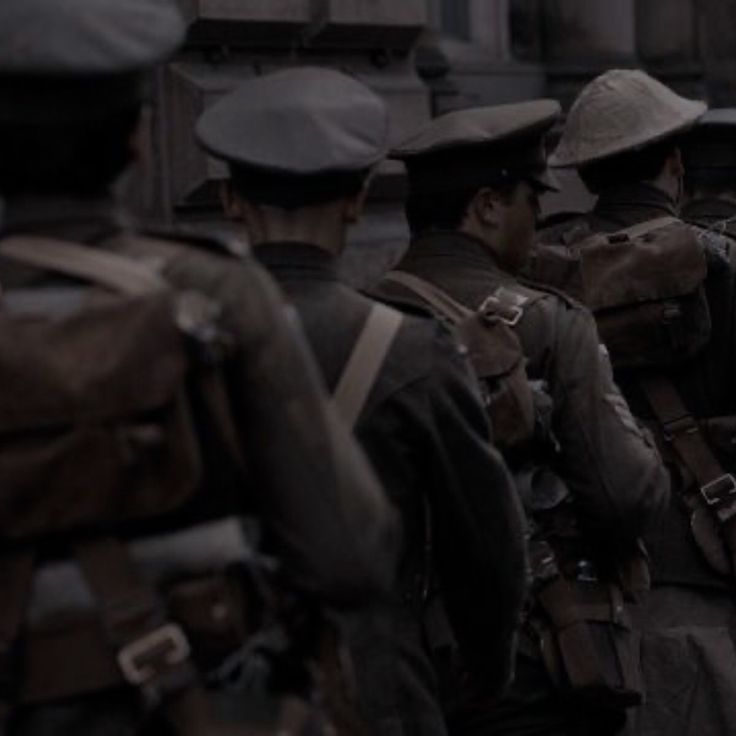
[701,474,736,508]
[478,295,523,327]
[117,623,191,686]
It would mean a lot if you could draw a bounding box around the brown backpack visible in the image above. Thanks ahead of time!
[531,218,736,582]
[0,236,331,736]
[529,216,711,370]
[382,271,536,452]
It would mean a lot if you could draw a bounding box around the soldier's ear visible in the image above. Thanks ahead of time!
[475,188,503,228]
[669,147,685,178]
[343,177,371,224]
[219,180,243,219]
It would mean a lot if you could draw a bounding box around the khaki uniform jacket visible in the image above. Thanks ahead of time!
[542,183,736,590]
[257,241,528,736]
[541,183,736,736]
[384,230,669,558]
[2,198,398,734]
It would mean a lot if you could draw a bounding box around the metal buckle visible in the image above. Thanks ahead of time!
[117,623,191,686]
[478,296,523,327]
[701,474,736,507]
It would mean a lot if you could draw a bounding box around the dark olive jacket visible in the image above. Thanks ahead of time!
[0,197,398,605]
[542,183,736,590]
[257,241,528,736]
[382,230,669,561]
[2,197,403,736]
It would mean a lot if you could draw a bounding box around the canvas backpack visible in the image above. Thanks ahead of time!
[0,235,336,736]
[530,217,736,581]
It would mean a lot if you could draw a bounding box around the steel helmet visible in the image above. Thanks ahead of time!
[551,69,706,168]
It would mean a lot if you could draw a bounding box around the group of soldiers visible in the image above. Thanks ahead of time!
[3,1,736,735]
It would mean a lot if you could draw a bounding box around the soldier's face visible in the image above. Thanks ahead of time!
[499,181,539,272]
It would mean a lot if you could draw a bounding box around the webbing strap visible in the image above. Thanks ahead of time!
[74,538,221,735]
[640,375,736,575]
[614,216,680,241]
[385,270,526,327]
[384,271,473,324]
[0,236,165,296]
[333,303,403,429]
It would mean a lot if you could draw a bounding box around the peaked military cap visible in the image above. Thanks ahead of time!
[552,69,706,168]
[0,0,185,122]
[683,109,736,171]
[0,0,185,75]
[196,67,389,208]
[197,67,389,176]
[393,100,561,195]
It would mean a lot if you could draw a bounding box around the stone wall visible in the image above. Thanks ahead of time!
[136,0,736,285]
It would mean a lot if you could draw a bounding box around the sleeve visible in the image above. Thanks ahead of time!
[549,304,670,551]
[424,330,529,693]
[212,257,399,607]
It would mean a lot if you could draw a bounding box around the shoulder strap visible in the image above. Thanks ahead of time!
[640,375,736,577]
[386,270,527,327]
[614,215,680,240]
[0,236,165,296]
[333,303,404,429]
[384,271,473,324]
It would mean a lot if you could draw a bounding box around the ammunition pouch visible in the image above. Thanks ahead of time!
[525,541,643,714]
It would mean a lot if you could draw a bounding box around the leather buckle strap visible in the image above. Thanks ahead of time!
[118,622,191,687]
[662,414,700,442]
[701,474,736,521]
[479,294,523,327]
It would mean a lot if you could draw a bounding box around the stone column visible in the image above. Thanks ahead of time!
[543,0,637,64]
[636,0,697,65]
[467,0,510,60]
[698,0,736,105]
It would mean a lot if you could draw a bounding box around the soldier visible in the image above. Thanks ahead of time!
[538,70,736,735]
[374,101,669,736]
[196,67,529,736]
[0,1,398,733]
[682,109,736,245]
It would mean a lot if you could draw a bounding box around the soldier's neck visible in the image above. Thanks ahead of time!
[242,203,347,256]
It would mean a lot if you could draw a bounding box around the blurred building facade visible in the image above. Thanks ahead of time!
[135,0,736,284]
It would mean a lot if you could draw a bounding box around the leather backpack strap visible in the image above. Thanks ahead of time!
[74,538,226,735]
[614,216,680,241]
[384,271,473,324]
[333,303,403,429]
[386,270,527,327]
[639,375,736,575]
[0,236,165,296]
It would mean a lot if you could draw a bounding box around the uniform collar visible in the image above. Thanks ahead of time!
[0,195,129,244]
[402,229,504,273]
[592,182,678,229]
[255,241,340,282]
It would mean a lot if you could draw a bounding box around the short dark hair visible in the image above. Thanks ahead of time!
[578,138,678,195]
[229,165,369,211]
[0,106,141,199]
[405,182,517,235]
